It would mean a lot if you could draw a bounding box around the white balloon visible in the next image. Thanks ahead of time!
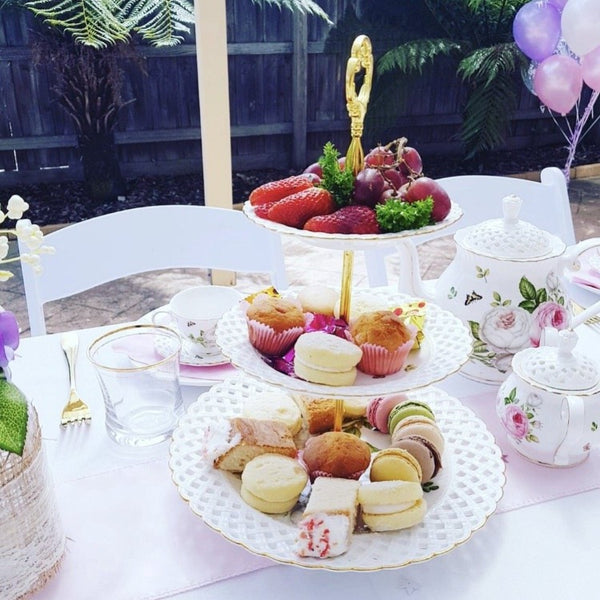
[561,0,600,57]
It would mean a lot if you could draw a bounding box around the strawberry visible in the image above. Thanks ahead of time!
[253,201,278,219]
[249,175,315,206]
[266,187,336,228]
[304,205,380,234]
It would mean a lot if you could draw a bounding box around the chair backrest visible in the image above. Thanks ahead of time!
[364,166,575,287]
[20,205,288,335]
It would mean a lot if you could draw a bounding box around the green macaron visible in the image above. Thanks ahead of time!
[387,400,436,437]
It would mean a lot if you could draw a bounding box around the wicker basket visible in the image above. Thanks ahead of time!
[1,402,66,599]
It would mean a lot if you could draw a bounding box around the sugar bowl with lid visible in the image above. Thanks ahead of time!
[434,194,600,383]
[496,327,600,467]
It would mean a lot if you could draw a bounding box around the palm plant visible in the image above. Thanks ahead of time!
[343,0,530,158]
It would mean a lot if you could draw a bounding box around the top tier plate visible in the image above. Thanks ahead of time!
[216,289,472,399]
[243,200,463,250]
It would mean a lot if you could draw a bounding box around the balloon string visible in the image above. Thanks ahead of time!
[564,89,600,182]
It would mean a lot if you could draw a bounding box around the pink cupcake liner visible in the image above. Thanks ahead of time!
[357,338,415,376]
[310,468,366,482]
[247,319,304,356]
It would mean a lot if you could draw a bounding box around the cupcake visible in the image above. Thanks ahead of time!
[301,431,371,482]
[246,294,306,356]
[350,310,417,376]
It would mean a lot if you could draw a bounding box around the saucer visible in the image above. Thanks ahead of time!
[154,334,230,367]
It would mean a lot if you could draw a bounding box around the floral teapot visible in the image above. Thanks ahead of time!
[496,323,600,468]
[433,194,600,383]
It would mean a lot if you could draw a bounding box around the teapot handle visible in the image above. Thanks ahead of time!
[554,395,586,466]
[560,236,600,276]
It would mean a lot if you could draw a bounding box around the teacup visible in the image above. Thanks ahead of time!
[152,286,242,358]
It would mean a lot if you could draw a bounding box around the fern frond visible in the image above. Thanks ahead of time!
[377,39,462,76]
[458,42,520,86]
[120,0,194,46]
[460,57,518,157]
[249,0,331,24]
[25,0,129,48]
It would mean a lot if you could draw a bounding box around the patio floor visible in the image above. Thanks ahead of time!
[2,174,599,337]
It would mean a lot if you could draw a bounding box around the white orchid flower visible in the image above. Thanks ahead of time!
[15,219,44,250]
[0,236,8,260]
[6,195,29,220]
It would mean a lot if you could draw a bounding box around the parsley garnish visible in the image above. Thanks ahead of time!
[375,197,434,232]
[318,142,354,207]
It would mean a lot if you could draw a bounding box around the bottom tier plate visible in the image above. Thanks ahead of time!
[169,376,505,571]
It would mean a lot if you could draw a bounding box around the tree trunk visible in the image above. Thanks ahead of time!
[79,133,126,203]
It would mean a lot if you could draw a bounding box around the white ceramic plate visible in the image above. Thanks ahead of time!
[243,200,463,250]
[215,289,472,399]
[169,377,506,571]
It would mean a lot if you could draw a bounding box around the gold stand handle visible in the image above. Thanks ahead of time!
[338,35,373,324]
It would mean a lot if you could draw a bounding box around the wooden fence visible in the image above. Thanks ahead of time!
[0,0,578,187]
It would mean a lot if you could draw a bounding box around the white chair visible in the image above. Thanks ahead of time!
[364,166,575,288]
[20,205,288,335]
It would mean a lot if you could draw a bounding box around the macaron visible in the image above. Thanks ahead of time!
[392,435,442,482]
[387,400,436,437]
[366,394,408,434]
[369,448,422,483]
[390,415,445,454]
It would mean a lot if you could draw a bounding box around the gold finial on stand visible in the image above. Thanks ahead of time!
[339,35,373,323]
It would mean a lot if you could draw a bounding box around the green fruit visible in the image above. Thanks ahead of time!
[0,378,29,456]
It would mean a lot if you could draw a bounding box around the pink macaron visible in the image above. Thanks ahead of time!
[366,394,408,434]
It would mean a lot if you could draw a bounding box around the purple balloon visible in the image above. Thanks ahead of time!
[533,55,583,115]
[548,0,568,12]
[513,1,562,62]
[582,45,600,92]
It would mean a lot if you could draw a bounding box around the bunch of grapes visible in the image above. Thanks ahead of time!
[304,137,451,224]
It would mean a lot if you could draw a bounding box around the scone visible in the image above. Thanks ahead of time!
[293,331,362,386]
[350,310,417,376]
[240,453,308,514]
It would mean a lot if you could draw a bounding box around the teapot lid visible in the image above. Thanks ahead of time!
[513,329,600,391]
[458,195,559,259]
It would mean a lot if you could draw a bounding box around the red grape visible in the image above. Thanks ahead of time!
[303,162,323,178]
[400,177,451,222]
[352,168,386,208]
[365,146,394,168]
[398,146,423,176]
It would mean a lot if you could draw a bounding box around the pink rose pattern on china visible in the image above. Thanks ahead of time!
[499,387,541,444]
[529,301,570,347]
[468,272,568,373]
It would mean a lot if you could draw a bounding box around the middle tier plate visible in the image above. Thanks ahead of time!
[216,289,472,398]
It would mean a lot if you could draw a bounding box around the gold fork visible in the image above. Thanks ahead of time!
[60,332,92,426]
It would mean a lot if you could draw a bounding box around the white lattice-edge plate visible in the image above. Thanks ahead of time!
[169,376,506,571]
[243,200,463,251]
[215,289,472,398]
